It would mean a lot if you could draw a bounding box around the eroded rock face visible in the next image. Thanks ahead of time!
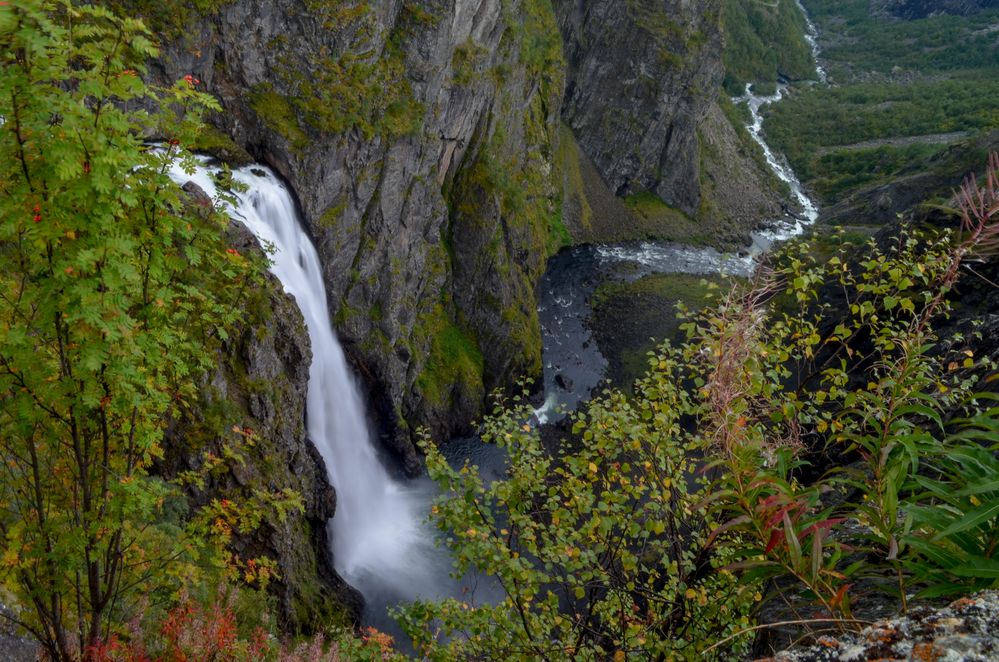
[146,0,779,468]
[148,0,564,469]
[554,0,723,213]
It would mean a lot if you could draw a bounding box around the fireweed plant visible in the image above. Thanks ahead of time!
[402,154,999,660]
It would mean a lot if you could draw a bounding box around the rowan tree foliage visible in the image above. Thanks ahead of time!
[0,1,263,658]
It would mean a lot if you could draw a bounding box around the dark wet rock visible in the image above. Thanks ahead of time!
[761,591,999,662]
[554,373,573,391]
[181,180,213,208]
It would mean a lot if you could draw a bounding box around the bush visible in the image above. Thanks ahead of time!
[398,154,999,658]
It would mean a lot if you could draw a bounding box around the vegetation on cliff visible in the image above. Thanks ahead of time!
[762,0,999,206]
[721,0,817,94]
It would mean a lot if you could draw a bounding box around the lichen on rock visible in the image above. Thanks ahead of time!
[762,591,999,662]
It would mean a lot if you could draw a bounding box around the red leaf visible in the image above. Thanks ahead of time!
[765,528,783,554]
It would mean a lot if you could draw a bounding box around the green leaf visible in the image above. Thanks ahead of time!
[933,501,999,540]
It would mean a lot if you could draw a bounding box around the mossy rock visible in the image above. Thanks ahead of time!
[591,272,739,387]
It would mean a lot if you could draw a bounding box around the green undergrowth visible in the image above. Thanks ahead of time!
[808,143,951,203]
[802,0,999,78]
[189,123,254,167]
[765,77,999,203]
[556,123,593,237]
[622,192,719,246]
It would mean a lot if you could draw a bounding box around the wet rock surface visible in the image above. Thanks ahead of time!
[761,591,999,662]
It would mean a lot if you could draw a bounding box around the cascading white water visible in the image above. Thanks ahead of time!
[731,0,827,247]
[168,159,455,622]
[795,0,828,84]
[738,83,819,240]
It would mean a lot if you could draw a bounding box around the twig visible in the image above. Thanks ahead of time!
[963,264,999,290]
[701,617,873,654]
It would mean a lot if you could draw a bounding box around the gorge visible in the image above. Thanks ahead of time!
[3,0,998,659]
[165,1,826,631]
[160,0,833,631]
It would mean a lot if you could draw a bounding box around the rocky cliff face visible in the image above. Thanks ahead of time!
[553,0,784,243]
[141,0,783,466]
[144,0,565,470]
[555,0,722,213]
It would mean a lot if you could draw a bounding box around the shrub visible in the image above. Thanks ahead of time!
[400,154,999,658]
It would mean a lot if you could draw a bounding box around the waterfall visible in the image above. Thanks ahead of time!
[739,83,819,236]
[168,159,453,624]
[728,1,827,246]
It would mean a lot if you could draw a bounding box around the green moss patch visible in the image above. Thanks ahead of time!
[250,86,309,149]
[190,124,253,167]
[414,304,485,409]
